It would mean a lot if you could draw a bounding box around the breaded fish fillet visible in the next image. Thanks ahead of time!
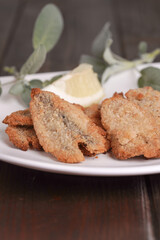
[5,126,42,151]
[3,103,105,156]
[3,109,33,126]
[30,88,109,163]
[126,87,160,126]
[101,93,160,159]
[3,105,83,127]
[84,104,103,128]
[3,103,102,129]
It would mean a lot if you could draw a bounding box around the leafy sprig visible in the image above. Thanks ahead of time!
[0,3,64,105]
[80,22,160,86]
[138,67,160,90]
[1,8,160,101]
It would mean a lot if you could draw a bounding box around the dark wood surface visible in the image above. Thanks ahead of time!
[1,0,160,239]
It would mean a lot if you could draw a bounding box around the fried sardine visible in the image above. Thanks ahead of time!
[101,93,160,159]
[3,109,32,126]
[5,126,42,151]
[126,86,160,127]
[30,89,109,163]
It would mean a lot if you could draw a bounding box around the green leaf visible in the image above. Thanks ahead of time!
[138,67,160,90]
[21,85,32,106]
[138,41,148,55]
[33,4,64,52]
[0,82,2,96]
[3,66,18,76]
[80,54,107,78]
[103,39,119,65]
[103,38,128,65]
[9,82,24,95]
[111,53,127,62]
[42,74,63,88]
[140,49,160,63]
[20,44,46,75]
[29,79,43,89]
[91,22,111,58]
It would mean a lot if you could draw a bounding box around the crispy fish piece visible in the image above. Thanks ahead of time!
[126,87,160,126]
[2,100,105,156]
[3,109,32,126]
[3,109,41,151]
[101,93,160,159]
[84,104,104,128]
[30,88,109,163]
[2,105,83,127]
[73,103,84,111]
[2,104,102,129]
[5,126,42,151]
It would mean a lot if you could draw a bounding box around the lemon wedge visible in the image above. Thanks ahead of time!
[43,64,105,107]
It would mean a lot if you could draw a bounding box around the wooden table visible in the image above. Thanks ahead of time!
[1,0,160,239]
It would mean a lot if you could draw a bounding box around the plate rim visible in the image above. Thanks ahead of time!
[1,151,160,176]
[1,64,160,176]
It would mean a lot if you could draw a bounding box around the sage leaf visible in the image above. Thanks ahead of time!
[33,4,64,52]
[80,54,107,78]
[92,22,111,58]
[138,67,160,90]
[0,82,2,96]
[9,82,24,95]
[103,38,128,65]
[138,41,148,55]
[21,85,32,106]
[103,39,120,65]
[111,53,127,62]
[20,44,46,75]
[29,79,43,89]
[140,49,160,63]
[4,66,18,76]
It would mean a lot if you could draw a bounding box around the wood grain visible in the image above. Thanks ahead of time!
[0,162,153,240]
[145,175,160,239]
[112,0,160,59]
[0,0,28,74]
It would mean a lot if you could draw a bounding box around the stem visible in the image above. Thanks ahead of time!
[102,48,160,84]
[1,73,25,86]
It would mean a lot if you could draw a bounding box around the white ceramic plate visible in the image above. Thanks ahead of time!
[1,64,160,176]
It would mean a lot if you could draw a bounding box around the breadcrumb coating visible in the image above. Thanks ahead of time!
[126,87,160,127]
[3,109,32,126]
[30,88,109,163]
[84,104,104,128]
[101,93,160,159]
[5,126,42,151]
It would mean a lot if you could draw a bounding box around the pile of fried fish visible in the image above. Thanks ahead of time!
[3,87,160,163]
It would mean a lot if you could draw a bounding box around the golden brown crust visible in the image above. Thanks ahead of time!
[84,104,100,119]
[73,103,85,111]
[3,109,32,126]
[84,104,104,129]
[30,89,109,163]
[125,87,160,127]
[5,126,42,151]
[2,103,99,129]
[101,93,160,159]
[2,105,83,127]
